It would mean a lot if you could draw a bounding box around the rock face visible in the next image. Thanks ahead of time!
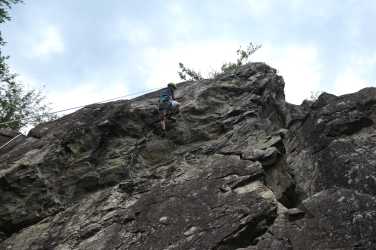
[0,63,375,250]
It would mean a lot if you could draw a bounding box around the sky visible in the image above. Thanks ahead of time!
[2,0,376,112]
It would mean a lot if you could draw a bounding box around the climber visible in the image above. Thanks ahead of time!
[159,82,180,132]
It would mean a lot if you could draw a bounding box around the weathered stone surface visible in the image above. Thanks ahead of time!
[286,88,376,198]
[252,188,376,250]
[0,129,19,144]
[0,63,375,249]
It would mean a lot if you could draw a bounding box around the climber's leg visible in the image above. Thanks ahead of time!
[160,112,166,131]
[159,100,170,132]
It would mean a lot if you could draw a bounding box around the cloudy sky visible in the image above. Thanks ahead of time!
[2,0,376,111]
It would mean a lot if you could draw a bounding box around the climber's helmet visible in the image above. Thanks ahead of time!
[168,83,177,90]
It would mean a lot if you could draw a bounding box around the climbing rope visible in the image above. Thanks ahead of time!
[0,87,161,127]
[0,133,23,151]
[0,87,163,152]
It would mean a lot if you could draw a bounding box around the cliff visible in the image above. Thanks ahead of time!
[0,63,375,249]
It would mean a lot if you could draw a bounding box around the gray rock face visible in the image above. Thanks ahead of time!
[0,63,375,249]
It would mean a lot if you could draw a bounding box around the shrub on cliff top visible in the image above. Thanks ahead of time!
[177,42,262,81]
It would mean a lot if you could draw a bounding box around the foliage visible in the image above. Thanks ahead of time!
[177,62,203,81]
[0,1,23,68]
[0,0,22,23]
[177,42,262,81]
[309,91,323,101]
[207,69,221,79]
[0,75,56,130]
[0,0,55,130]
[221,42,262,74]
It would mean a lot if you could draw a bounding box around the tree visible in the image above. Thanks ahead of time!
[0,0,55,130]
[0,79,55,129]
[221,42,262,74]
[0,1,23,46]
[177,42,262,81]
[177,62,203,81]
[0,0,22,21]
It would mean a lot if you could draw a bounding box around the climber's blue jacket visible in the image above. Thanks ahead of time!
[159,86,174,103]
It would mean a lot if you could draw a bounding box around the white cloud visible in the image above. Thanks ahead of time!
[140,40,243,89]
[167,1,184,16]
[138,41,322,105]
[164,1,196,39]
[31,25,64,58]
[332,55,376,95]
[246,0,272,17]
[253,44,322,104]
[112,18,152,46]
[15,74,43,90]
[47,81,129,115]
[332,70,368,95]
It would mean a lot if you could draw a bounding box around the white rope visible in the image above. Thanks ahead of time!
[0,87,164,151]
[0,87,161,126]
[0,134,23,151]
